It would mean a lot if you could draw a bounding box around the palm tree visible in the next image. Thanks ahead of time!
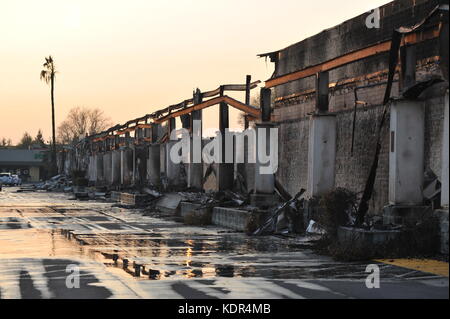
[40,56,57,174]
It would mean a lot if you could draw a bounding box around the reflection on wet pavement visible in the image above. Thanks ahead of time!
[0,188,448,299]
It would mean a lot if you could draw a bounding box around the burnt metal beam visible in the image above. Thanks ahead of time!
[154,95,261,124]
[260,88,272,122]
[315,71,329,113]
[245,75,251,129]
[264,25,441,89]
[400,45,417,92]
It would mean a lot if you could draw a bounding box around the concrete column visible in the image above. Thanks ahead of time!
[442,91,449,208]
[254,122,277,194]
[88,155,96,183]
[218,101,233,191]
[250,122,277,208]
[96,154,104,184]
[389,99,425,205]
[111,150,121,185]
[121,148,133,185]
[188,90,203,190]
[166,140,181,187]
[132,146,136,185]
[147,144,161,186]
[307,114,337,197]
[188,112,203,190]
[236,76,252,188]
[133,146,147,186]
[103,152,112,185]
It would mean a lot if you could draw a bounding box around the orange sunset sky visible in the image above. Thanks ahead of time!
[0,0,391,144]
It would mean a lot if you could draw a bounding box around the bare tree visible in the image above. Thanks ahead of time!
[0,137,12,148]
[16,132,33,149]
[57,106,112,144]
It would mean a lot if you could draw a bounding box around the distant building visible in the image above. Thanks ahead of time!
[0,149,48,182]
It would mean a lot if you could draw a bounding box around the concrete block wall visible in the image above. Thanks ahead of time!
[212,207,251,232]
[424,93,446,180]
[180,202,212,223]
[275,117,309,198]
[276,103,391,214]
[335,105,390,214]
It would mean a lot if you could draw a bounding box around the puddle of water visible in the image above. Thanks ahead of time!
[0,228,105,262]
[0,203,377,283]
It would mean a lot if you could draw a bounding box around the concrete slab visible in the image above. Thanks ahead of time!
[156,193,183,214]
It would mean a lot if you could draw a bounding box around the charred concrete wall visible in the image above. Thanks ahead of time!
[271,0,447,214]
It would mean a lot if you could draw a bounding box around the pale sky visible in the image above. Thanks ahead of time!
[0,0,391,143]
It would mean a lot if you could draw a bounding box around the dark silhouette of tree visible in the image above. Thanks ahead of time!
[40,56,58,174]
[0,137,13,147]
[33,129,46,147]
[16,132,33,149]
[57,106,112,144]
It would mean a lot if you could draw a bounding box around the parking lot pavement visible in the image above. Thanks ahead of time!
[0,187,448,299]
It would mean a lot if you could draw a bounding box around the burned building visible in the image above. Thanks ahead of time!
[259,0,448,215]
[59,0,448,253]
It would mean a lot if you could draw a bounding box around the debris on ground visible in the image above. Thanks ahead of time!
[155,193,184,213]
[36,174,72,191]
[306,220,325,235]
[253,189,306,236]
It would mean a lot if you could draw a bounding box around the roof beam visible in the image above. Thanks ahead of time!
[264,25,441,89]
[153,95,261,124]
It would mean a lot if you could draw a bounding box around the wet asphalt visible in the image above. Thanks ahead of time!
[0,187,448,299]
